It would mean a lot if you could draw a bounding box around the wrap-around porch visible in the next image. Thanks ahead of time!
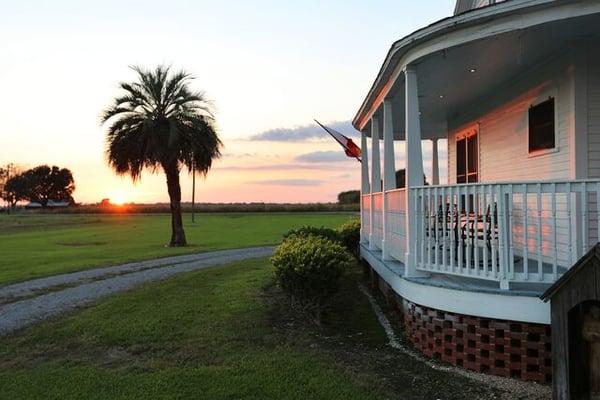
[356,11,600,291]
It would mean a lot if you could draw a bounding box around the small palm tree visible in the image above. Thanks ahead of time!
[101,65,222,246]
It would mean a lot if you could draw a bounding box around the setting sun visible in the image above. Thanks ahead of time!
[110,192,127,206]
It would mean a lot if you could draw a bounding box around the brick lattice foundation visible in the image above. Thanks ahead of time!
[364,263,552,383]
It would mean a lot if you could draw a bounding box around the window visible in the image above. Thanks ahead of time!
[456,131,478,184]
[528,98,555,153]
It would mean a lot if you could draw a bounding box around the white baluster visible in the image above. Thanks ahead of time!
[420,188,425,268]
[434,186,439,271]
[466,184,472,274]
[450,186,456,273]
[458,186,464,275]
[498,185,507,288]
[507,184,515,281]
[442,186,447,271]
[490,185,498,279]
[483,186,489,276]
[474,184,480,276]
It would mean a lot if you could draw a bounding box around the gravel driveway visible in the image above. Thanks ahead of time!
[0,246,274,336]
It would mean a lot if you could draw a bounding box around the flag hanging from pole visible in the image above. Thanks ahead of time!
[314,120,362,162]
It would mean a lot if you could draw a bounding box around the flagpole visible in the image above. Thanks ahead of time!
[314,119,362,163]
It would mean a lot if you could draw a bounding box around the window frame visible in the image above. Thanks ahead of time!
[455,125,479,184]
[527,92,559,158]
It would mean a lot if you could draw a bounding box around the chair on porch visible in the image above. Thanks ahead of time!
[459,203,499,266]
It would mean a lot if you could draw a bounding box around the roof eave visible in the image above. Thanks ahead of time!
[352,0,557,132]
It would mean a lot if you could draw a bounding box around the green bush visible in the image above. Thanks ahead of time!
[337,217,361,255]
[283,226,342,244]
[271,234,352,323]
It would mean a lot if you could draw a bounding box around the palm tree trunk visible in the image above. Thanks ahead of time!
[164,162,187,247]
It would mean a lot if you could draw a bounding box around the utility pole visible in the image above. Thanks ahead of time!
[4,164,10,213]
[191,160,196,223]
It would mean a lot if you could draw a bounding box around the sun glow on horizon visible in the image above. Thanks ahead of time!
[110,192,128,206]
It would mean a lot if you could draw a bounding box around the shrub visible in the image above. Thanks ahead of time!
[271,234,352,323]
[283,226,342,244]
[337,217,361,255]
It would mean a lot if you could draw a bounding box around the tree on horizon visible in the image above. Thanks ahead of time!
[1,165,75,208]
[23,165,75,206]
[101,65,222,247]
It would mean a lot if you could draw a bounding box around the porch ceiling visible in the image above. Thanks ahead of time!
[366,13,600,140]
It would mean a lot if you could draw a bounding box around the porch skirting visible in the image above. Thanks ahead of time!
[361,245,553,384]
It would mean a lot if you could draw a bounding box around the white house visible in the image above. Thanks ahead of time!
[355,0,600,387]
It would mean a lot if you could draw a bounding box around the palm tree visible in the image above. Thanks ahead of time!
[101,65,222,246]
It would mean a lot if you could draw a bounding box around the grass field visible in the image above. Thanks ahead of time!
[0,259,389,399]
[0,258,500,400]
[0,213,353,286]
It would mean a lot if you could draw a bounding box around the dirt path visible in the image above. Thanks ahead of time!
[0,246,274,335]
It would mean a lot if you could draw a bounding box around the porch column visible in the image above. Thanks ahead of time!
[369,116,381,250]
[404,65,427,277]
[360,130,370,244]
[382,99,396,260]
[431,138,440,186]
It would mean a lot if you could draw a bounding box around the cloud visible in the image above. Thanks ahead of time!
[217,163,341,171]
[294,150,352,163]
[222,152,280,160]
[250,179,322,186]
[249,120,358,142]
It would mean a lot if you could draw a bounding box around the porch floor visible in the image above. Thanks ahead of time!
[363,245,552,297]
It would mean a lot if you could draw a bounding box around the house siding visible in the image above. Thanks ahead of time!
[447,53,576,265]
[587,46,600,178]
[586,44,600,251]
[447,54,573,184]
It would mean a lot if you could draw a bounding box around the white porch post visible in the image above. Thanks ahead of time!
[431,138,439,186]
[382,99,396,260]
[369,116,381,250]
[360,130,370,244]
[404,66,427,277]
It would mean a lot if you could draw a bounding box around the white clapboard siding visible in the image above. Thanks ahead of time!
[587,49,600,247]
[446,54,575,271]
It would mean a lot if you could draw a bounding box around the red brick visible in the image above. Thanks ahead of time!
[363,263,552,384]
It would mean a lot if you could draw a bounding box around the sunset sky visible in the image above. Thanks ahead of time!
[0,1,453,204]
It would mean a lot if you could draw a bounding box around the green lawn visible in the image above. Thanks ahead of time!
[0,257,505,399]
[0,213,353,286]
[0,258,392,400]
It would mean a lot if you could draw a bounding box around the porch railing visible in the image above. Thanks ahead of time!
[361,194,370,242]
[372,192,383,249]
[411,180,600,286]
[387,188,407,263]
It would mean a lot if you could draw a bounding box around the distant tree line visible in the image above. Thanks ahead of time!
[336,169,430,205]
[337,190,360,205]
[0,165,75,208]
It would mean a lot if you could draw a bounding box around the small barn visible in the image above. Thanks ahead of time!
[542,244,600,400]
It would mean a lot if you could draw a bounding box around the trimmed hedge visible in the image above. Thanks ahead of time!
[336,217,361,255]
[283,226,342,244]
[271,234,352,322]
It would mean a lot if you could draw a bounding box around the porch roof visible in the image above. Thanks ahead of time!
[356,0,600,140]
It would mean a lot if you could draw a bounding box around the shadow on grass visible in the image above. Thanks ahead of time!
[263,263,509,400]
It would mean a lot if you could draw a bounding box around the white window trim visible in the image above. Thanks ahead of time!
[527,88,559,159]
[455,124,480,183]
